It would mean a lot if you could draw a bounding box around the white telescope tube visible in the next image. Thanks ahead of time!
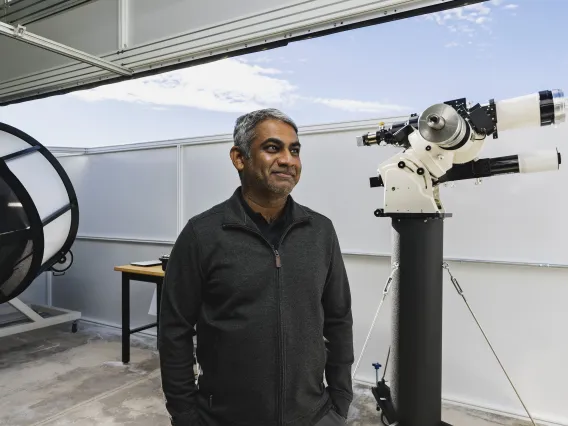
[494,89,566,132]
[518,149,561,174]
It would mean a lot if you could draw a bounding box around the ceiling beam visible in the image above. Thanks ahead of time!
[0,0,95,26]
[0,21,133,76]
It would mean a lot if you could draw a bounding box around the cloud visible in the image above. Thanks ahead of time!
[238,55,308,65]
[426,2,491,24]
[490,0,504,5]
[72,59,298,113]
[241,56,276,64]
[70,58,407,115]
[445,41,459,48]
[424,2,494,36]
[307,98,410,114]
[463,3,492,15]
[504,4,518,9]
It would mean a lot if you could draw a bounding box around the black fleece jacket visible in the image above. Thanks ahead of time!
[159,187,354,426]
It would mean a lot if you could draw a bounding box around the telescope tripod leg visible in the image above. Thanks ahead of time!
[442,264,537,426]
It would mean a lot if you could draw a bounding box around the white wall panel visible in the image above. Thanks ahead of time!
[182,142,242,222]
[438,260,568,424]
[18,273,48,306]
[349,255,568,425]
[56,154,89,236]
[58,148,178,241]
[442,123,568,265]
[52,239,171,333]
[289,128,393,254]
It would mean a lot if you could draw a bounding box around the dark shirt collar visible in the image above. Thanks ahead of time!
[237,187,291,227]
[222,187,312,233]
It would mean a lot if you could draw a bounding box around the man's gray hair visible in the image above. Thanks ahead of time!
[233,108,298,159]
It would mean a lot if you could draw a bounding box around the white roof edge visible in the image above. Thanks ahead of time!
[46,146,88,154]
[45,114,412,155]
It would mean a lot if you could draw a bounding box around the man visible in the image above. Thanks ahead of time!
[159,108,354,426]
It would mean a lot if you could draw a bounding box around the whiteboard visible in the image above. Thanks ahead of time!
[180,120,568,265]
[0,0,481,105]
[58,148,178,241]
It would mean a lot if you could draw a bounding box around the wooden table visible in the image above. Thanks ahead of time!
[114,263,164,364]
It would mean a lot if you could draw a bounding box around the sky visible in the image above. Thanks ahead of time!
[1,0,567,148]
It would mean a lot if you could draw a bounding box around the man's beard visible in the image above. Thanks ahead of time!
[266,180,294,195]
[260,172,295,195]
[244,167,296,196]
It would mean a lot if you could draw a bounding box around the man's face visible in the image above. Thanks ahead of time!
[233,119,302,196]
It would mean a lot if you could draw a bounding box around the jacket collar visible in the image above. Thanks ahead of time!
[223,186,312,227]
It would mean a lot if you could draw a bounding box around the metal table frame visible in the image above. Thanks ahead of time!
[116,265,164,364]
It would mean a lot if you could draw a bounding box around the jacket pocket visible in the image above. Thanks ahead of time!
[329,406,347,424]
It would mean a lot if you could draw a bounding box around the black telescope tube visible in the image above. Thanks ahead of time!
[439,155,520,183]
[390,115,419,133]
[485,155,519,175]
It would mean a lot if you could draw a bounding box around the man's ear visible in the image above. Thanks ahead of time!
[230,146,246,173]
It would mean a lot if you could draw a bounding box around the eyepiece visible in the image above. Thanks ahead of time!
[357,133,378,146]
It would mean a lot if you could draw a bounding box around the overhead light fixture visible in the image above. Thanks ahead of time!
[0,122,79,304]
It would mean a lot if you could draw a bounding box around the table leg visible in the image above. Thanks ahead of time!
[122,273,130,364]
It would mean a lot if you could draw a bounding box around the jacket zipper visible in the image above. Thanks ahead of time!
[274,247,283,425]
[223,219,308,425]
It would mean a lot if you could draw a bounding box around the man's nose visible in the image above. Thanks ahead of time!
[278,150,293,165]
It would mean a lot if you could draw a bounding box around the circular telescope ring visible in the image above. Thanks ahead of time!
[0,155,44,304]
[0,123,79,304]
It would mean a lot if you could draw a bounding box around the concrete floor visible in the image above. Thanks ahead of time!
[0,321,534,426]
